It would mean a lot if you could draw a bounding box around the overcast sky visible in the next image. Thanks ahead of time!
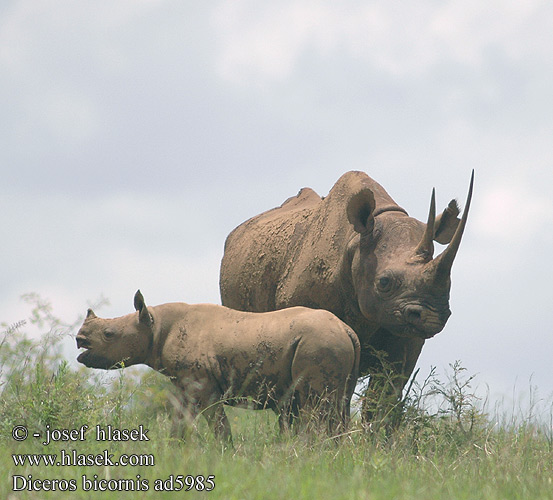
[2,1,553,415]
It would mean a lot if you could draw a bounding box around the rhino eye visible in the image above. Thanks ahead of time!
[379,277,390,288]
[104,330,115,340]
[376,275,394,293]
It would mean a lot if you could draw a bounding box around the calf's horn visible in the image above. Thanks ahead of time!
[433,170,474,276]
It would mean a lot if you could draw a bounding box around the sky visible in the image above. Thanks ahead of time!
[2,0,553,416]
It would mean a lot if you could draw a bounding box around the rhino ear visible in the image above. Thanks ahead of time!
[347,187,376,235]
[134,290,152,326]
[86,309,97,320]
[434,199,460,244]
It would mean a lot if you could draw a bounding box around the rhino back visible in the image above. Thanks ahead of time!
[220,187,322,312]
[164,304,352,403]
[220,171,403,320]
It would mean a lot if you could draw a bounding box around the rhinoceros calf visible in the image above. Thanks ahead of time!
[76,290,360,441]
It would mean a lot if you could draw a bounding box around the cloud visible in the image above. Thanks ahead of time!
[0,0,184,152]
[474,179,553,243]
[212,0,553,84]
[2,1,553,410]
[0,189,223,336]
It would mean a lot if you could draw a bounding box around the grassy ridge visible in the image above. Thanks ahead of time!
[2,299,553,499]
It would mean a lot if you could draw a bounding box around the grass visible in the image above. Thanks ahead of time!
[2,296,553,499]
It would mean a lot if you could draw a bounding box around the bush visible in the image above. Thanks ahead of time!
[2,294,553,500]
[0,294,176,442]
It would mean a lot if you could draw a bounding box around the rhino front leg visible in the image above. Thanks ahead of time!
[361,332,424,429]
[362,372,404,429]
[203,403,233,446]
[170,392,200,441]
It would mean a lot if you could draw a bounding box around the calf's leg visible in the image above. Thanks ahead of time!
[203,403,233,446]
[170,391,200,441]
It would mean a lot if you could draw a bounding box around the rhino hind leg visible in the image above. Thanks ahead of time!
[288,332,355,434]
[277,392,300,433]
[275,383,341,435]
[294,385,351,436]
[289,370,350,435]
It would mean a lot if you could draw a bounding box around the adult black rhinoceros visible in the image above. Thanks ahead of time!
[220,170,473,424]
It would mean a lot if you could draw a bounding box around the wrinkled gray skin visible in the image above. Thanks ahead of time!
[220,171,473,423]
[76,290,360,442]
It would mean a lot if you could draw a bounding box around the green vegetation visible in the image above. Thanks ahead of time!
[2,296,553,499]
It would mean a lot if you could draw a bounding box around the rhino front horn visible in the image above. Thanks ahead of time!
[433,170,474,276]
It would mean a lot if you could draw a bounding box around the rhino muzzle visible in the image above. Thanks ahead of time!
[403,305,424,326]
[400,303,451,339]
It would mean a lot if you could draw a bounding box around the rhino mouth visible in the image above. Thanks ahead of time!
[405,325,441,339]
[387,306,448,339]
[76,336,114,369]
[76,349,91,365]
[77,349,116,369]
[385,324,437,339]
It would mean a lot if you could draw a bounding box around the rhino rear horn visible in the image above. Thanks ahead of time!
[86,309,97,320]
[414,188,436,261]
[134,289,152,326]
[433,170,474,277]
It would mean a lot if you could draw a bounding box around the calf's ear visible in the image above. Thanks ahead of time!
[134,290,152,326]
[434,199,460,244]
[347,187,376,236]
